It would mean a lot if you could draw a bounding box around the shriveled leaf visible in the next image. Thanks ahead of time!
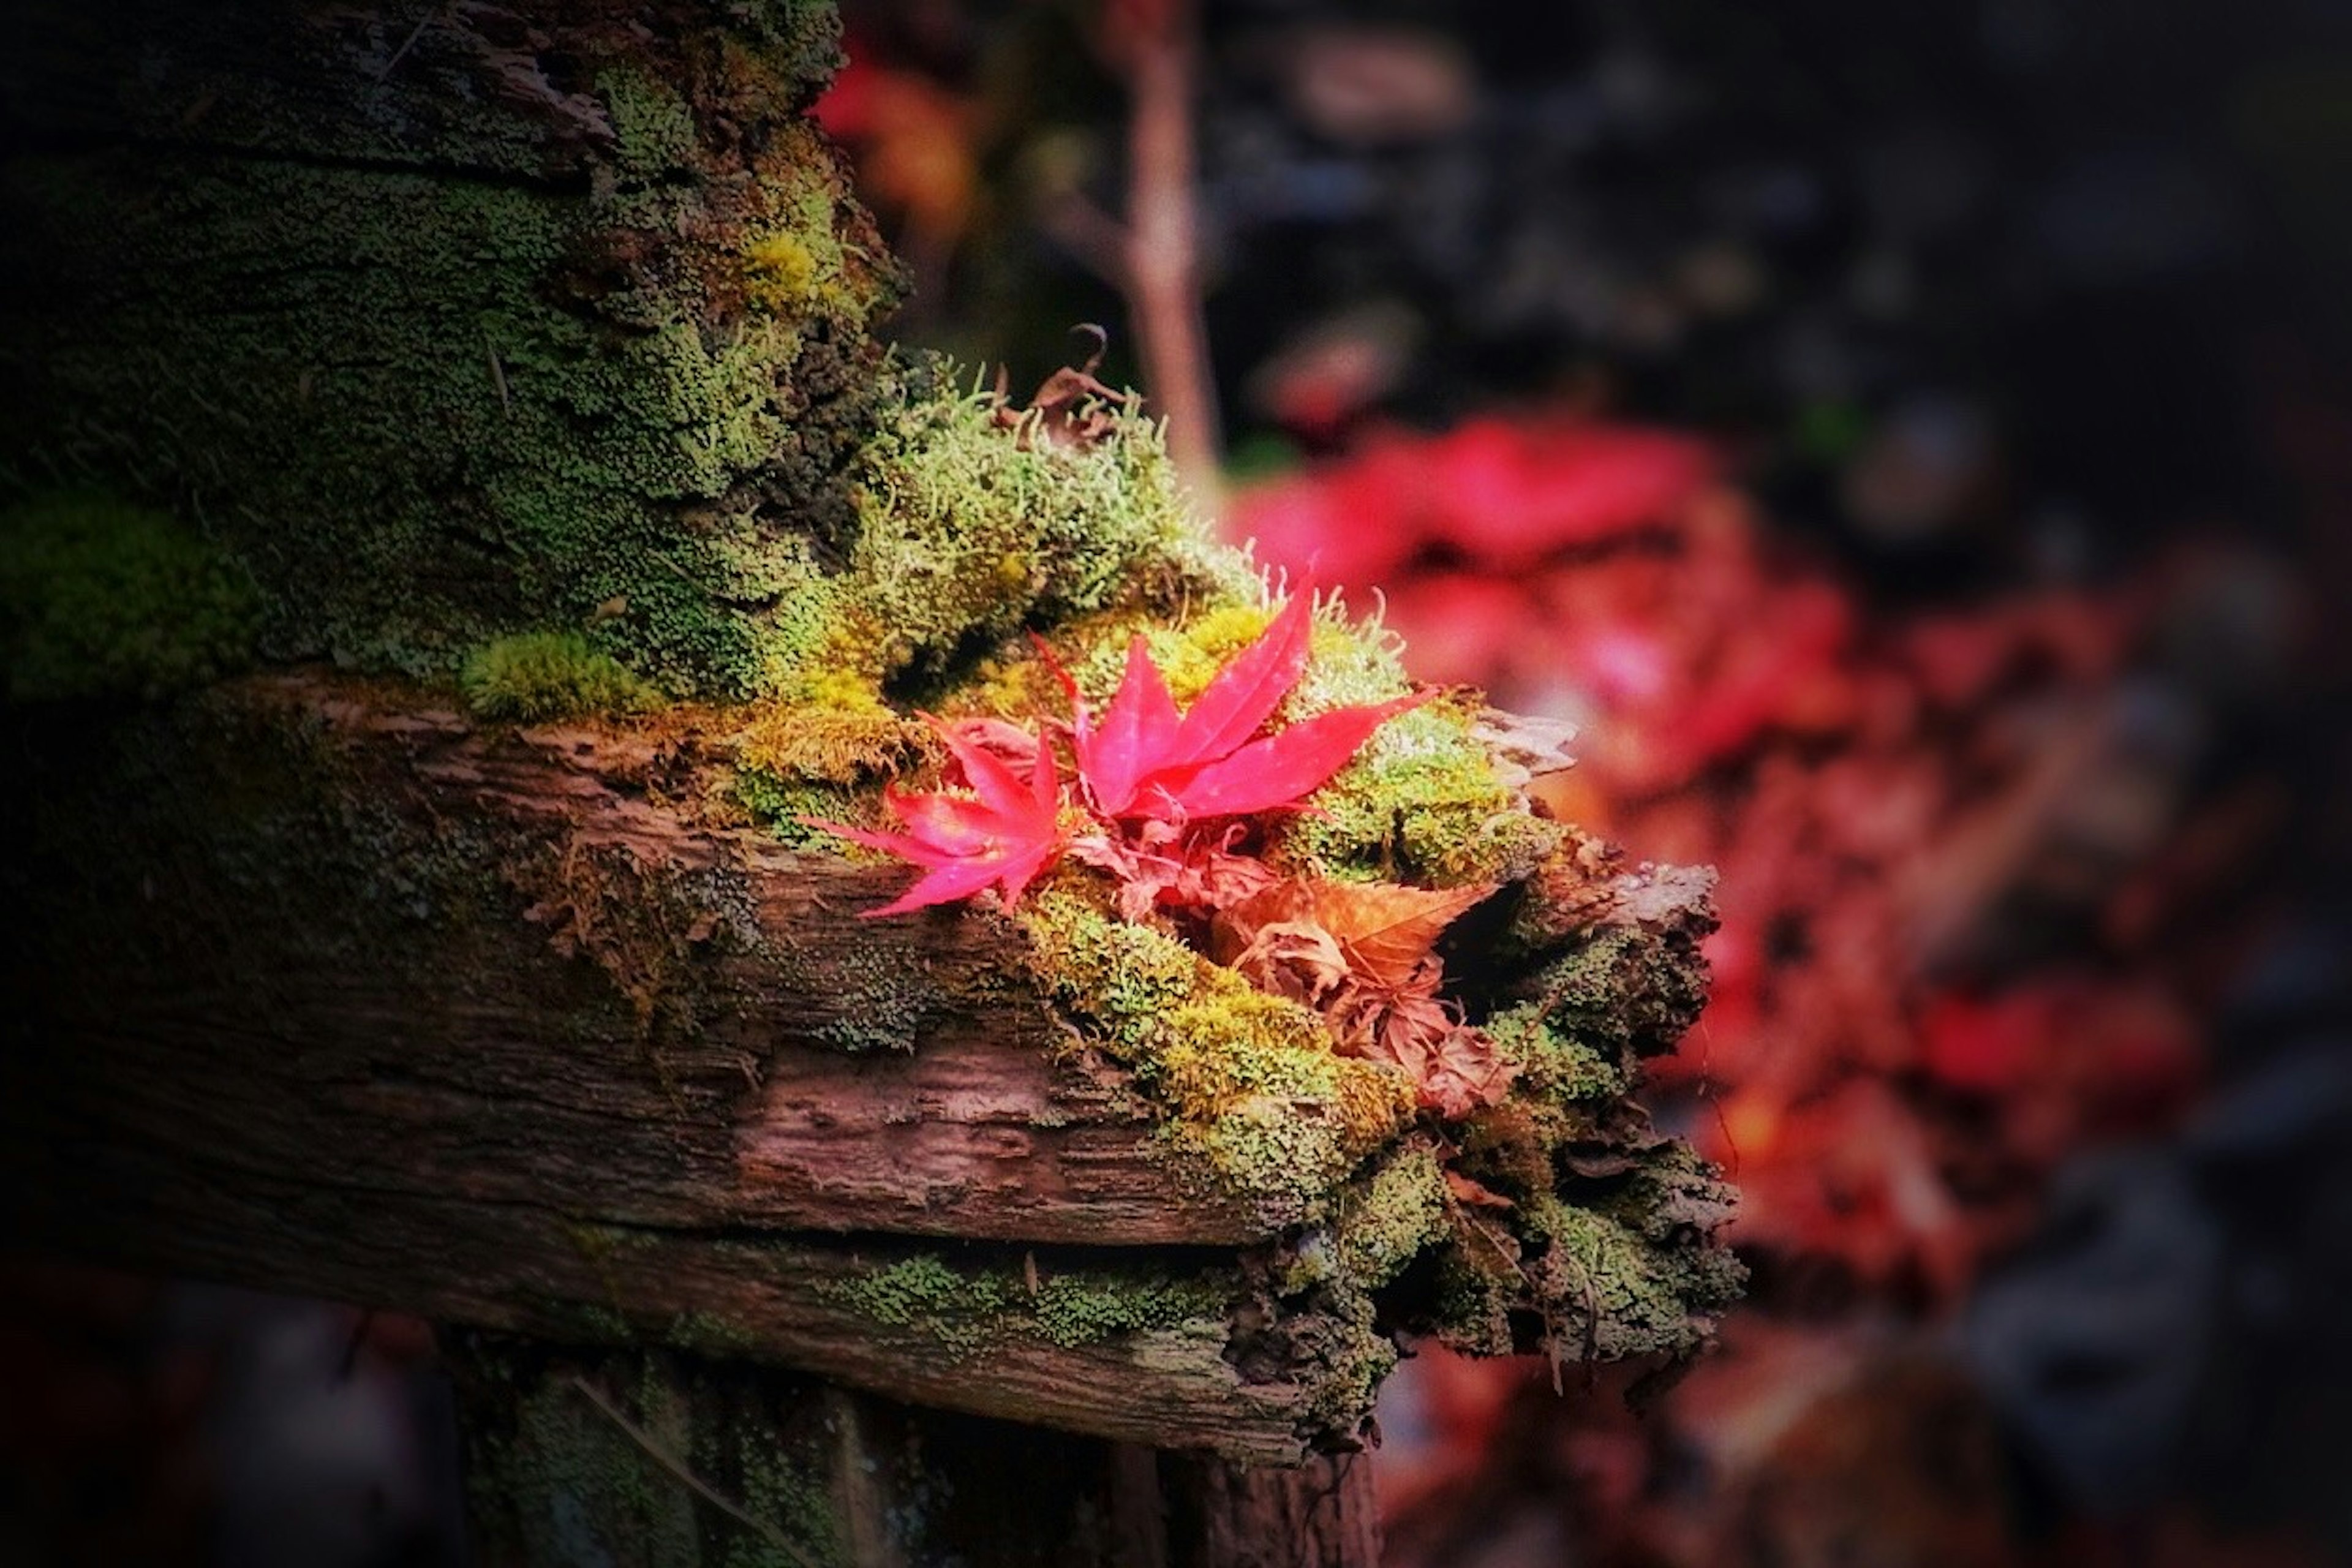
[1444,1170,1516,1210]
[1302,879,1496,988]
[1210,876,1493,987]
[1420,1025,1518,1118]
[1232,920,1352,1006]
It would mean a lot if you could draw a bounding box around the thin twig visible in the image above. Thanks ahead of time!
[567,1374,821,1568]
[376,7,438,82]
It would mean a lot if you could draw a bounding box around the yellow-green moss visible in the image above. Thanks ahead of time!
[1271,698,1564,886]
[727,685,921,845]
[819,1253,1227,1360]
[789,364,1225,693]
[1286,1144,1453,1295]
[0,491,257,702]
[1485,1000,1631,1104]
[1013,888,1416,1224]
[459,631,661,722]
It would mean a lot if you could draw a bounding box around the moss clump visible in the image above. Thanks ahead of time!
[1029,1271,1226,1349]
[1518,1189,1744,1363]
[821,1256,1015,1360]
[1270,698,1564,886]
[2,39,898,694]
[793,364,1222,693]
[1485,1000,1631,1104]
[1014,888,1416,1224]
[0,491,257,702]
[1286,1144,1453,1295]
[731,769,873,849]
[726,687,922,847]
[821,1253,1229,1360]
[1059,600,1277,706]
[1533,925,1711,1058]
[459,631,660,722]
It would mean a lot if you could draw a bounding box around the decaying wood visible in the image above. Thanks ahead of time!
[0,674,1366,1463]
[9,672,1265,1246]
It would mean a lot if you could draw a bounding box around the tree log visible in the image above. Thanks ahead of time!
[0,674,1385,1462]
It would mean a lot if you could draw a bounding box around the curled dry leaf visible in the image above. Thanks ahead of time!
[1211,876,1494,987]
[1212,875,1515,1118]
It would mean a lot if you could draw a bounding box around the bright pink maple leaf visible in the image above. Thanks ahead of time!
[1055,592,1429,823]
[802,717,1065,918]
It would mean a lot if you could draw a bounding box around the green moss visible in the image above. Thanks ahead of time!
[0,491,257,702]
[789,364,1219,693]
[1519,1191,1741,1363]
[1013,888,1415,1224]
[459,631,660,722]
[664,1311,760,1359]
[728,1434,848,1568]
[2,36,898,696]
[805,937,942,1053]
[731,769,872,848]
[821,1253,1229,1360]
[1287,1144,1452,1295]
[1533,926,1711,1058]
[490,1368,703,1565]
[1300,1313,1401,1439]
[1286,608,1415,717]
[1029,1271,1226,1349]
[599,67,702,181]
[1270,698,1563,886]
[1485,1000,1630,1104]
[1016,886,1204,1034]
[821,1255,1014,1361]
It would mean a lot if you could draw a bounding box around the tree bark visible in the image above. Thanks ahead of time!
[0,674,1385,1463]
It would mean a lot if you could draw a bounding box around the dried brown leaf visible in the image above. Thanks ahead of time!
[1310,880,1496,987]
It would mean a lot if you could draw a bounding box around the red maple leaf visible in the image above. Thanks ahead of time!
[1055,590,1429,823]
[803,717,1065,918]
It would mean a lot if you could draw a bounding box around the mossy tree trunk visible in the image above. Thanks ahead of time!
[1,0,896,695]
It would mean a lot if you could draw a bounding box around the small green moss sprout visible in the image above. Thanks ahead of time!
[460,631,660,722]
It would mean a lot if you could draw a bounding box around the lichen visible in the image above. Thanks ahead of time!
[819,1253,1229,1360]
[1485,1000,1632,1104]
[0,490,258,702]
[1028,1270,1226,1349]
[1532,925,1711,1058]
[1285,1144,1452,1295]
[460,631,661,722]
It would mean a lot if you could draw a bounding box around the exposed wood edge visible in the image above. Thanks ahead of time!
[0,1133,1326,1464]
[1,671,1274,1247]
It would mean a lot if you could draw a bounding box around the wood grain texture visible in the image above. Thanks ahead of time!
[0,676,1359,1461]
